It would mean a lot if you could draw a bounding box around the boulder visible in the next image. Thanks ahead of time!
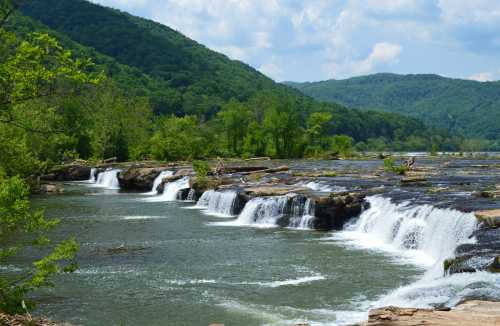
[118,167,169,191]
[312,192,368,230]
[364,300,500,326]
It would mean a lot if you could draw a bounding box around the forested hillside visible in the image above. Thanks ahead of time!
[9,0,450,154]
[286,73,500,140]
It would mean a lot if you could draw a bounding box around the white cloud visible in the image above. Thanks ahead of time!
[357,42,402,73]
[91,0,500,81]
[469,72,494,82]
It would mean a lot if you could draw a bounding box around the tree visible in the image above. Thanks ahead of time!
[150,115,208,161]
[0,176,78,314]
[263,99,303,158]
[217,99,252,155]
[0,31,102,132]
[331,135,354,158]
[305,112,333,157]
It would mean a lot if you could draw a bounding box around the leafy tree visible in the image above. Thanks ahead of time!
[217,99,252,155]
[0,176,78,314]
[150,115,208,161]
[331,135,354,158]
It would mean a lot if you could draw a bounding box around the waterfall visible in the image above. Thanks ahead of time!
[88,168,97,183]
[95,169,121,189]
[289,199,315,229]
[341,196,477,271]
[148,170,174,195]
[186,189,196,202]
[226,194,314,228]
[195,190,238,217]
[159,176,190,201]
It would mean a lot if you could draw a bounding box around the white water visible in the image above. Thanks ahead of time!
[289,199,315,229]
[215,194,315,229]
[329,196,500,318]
[145,177,189,202]
[195,190,239,217]
[338,196,477,269]
[147,170,174,195]
[94,169,121,189]
[88,168,97,183]
[299,181,347,193]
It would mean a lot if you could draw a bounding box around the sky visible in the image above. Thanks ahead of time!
[90,0,500,82]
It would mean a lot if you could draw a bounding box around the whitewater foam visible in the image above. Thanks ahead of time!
[144,176,190,202]
[193,190,239,217]
[93,169,121,189]
[146,170,174,195]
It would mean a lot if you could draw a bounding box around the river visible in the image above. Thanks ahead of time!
[15,159,500,325]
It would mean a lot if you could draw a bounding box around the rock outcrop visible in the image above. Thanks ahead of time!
[312,192,368,230]
[364,300,500,326]
[118,167,169,191]
[41,164,91,181]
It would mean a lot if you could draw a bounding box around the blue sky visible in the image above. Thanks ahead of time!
[91,0,500,82]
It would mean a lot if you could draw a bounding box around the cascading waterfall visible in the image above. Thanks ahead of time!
[95,169,121,189]
[186,189,196,202]
[289,199,315,229]
[342,196,477,270]
[159,176,190,201]
[224,194,314,228]
[148,170,174,195]
[88,168,97,183]
[195,190,238,217]
[335,196,496,312]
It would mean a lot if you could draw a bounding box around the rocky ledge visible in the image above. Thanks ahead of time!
[445,209,500,274]
[41,163,92,181]
[362,300,500,326]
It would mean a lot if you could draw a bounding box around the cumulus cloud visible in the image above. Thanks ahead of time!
[91,0,500,81]
[354,42,403,74]
[469,72,494,82]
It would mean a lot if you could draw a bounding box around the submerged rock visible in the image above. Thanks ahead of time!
[364,300,500,326]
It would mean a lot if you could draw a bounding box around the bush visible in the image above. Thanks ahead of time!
[383,157,408,175]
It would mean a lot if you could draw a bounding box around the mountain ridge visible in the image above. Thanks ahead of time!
[285,73,500,139]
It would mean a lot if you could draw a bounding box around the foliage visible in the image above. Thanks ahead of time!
[288,73,500,141]
[383,157,408,175]
[331,135,354,158]
[0,176,78,314]
[13,0,455,153]
[150,116,211,161]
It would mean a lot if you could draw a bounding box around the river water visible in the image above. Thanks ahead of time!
[14,159,500,325]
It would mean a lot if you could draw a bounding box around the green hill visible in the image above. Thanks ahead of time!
[286,73,500,139]
[13,0,442,146]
